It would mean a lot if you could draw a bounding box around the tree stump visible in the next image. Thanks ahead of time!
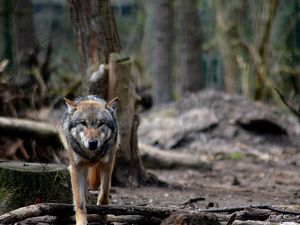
[0,161,72,214]
[107,53,161,187]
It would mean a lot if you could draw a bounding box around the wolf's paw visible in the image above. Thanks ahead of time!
[76,213,88,225]
[76,221,87,225]
[76,220,88,225]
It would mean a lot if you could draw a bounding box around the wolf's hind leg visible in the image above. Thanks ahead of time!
[97,152,116,206]
[84,183,92,205]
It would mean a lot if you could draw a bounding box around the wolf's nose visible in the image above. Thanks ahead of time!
[88,140,98,150]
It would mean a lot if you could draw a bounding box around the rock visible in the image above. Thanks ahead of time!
[139,107,219,149]
[139,90,300,159]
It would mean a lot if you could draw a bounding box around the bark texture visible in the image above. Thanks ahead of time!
[152,0,173,105]
[67,0,121,96]
[14,0,37,66]
[107,54,150,187]
[177,0,202,95]
[215,0,240,94]
[3,0,14,68]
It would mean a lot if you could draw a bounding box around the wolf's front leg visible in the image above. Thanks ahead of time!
[69,165,88,225]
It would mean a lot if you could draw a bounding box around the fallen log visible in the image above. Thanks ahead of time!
[0,116,62,147]
[20,214,161,225]
[109,215,161,225]
[0,203,177,224]
[222,221,285,225]
[2,203,300,225]
[160,212,221,225]
[139,143,212,170]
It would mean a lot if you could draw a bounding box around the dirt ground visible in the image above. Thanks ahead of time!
[111,90,300,223]
[111,157,300,209]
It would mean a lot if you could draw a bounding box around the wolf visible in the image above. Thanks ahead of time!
[62,95,119,225]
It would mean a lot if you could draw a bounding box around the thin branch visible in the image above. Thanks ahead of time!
[274,88,300,118]
[226,213,236,225]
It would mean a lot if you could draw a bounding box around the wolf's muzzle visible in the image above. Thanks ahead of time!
[88,140,98,150]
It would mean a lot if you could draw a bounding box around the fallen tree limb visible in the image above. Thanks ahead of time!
[200,204,300,215]
[222,221,284,225]
[0,116,62,147]
[21,214,161,225]
[2,203,300,224]
[139,143,213,170]
[0,203,177,224]
[109,215,161,225]
[160,212,221,225]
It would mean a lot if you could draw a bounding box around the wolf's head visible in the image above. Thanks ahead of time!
[63,95,118,158]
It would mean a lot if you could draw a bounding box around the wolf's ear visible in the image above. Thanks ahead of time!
[64,98,77,113]
[106,97,118,111]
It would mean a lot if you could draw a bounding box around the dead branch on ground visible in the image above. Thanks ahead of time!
[1,203,300,224]
[139,143,212,170]
[0,116,62,147]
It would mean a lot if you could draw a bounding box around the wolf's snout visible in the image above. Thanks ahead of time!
[88,140,98,150]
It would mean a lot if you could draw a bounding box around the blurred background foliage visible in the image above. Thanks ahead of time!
[0,0,300,116]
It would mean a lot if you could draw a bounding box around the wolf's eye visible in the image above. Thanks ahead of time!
[97,121,104,127]
[80,121,87,126]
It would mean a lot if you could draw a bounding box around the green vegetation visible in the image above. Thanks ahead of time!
[0,163,72,214]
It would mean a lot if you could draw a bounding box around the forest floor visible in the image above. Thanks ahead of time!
[111,90,300,223]
[2,89,300,224]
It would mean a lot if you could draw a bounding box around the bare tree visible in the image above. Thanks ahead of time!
[151,0,174,105]
[214,0,241,95]
[14,0,37,66]
[177,0,202,95]
[214,0,280,100]
[2,0,14,69]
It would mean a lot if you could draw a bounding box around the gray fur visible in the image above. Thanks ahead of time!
[63,95,118,162]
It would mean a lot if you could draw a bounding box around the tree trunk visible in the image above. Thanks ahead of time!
[14,0,37,66]
[215,0,240,94]
[151,0,173,105]
[67,1,154,187]
[2,0,14,70]
[253,0,279,100]
[67,0,121,96]
[177,0,202,95]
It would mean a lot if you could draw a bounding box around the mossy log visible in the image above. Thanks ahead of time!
[0,161,72,214]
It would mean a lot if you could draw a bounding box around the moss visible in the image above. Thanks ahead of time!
[0,163,72,214]
[230,151,244,160]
